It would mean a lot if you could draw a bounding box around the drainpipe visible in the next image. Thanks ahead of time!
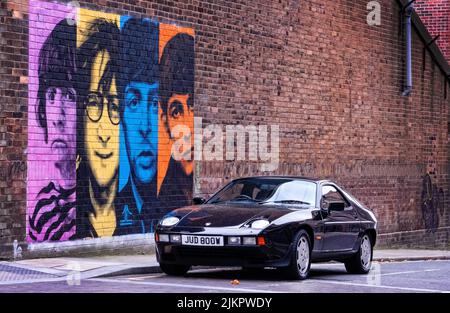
[402,1,415,96]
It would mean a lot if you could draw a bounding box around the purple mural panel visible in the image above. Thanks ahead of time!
[27,0,77,242]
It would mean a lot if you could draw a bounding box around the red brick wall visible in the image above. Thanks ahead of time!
[0,0,449,258]
[416,0,450,61]
[0,0,28,258]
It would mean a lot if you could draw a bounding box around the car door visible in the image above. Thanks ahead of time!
[320,184,360,252]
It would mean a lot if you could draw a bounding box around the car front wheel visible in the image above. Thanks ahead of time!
[159,263,191,276]
[345,234,372,274]
[282,230,311,280]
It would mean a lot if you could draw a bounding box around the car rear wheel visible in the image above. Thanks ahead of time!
[345,234,372,274]
[160,263,191,276]
[281,230,311,280]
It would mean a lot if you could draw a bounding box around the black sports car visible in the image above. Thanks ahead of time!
[155,176,377,280]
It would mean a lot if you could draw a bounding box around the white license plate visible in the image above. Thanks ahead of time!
[181,235,224,246]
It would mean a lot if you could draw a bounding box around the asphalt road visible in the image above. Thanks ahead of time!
[1,260,449,293]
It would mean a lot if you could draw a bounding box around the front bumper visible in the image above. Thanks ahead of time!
[155,233,291,268]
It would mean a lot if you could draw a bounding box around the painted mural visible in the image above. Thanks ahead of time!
[421,174,444,233]
[27,0,195,242]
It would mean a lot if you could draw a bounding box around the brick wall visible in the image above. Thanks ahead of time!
[0,0,449,258]
[416,0,450,62]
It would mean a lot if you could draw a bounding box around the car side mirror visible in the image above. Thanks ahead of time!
[193,197,206,205]
[321,198,345,213]
[320,198,330,214]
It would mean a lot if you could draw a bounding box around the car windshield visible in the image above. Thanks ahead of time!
[207,178,317,207]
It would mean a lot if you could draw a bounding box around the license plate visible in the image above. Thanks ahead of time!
[181,235,224,246]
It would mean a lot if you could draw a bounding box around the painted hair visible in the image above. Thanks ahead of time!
[77,18,120,105]
[36,19,76,143]
[119,17,159,115]
[159,33,195,117]
[76,18,120,158]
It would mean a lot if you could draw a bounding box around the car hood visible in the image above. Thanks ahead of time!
[169,202,313,228]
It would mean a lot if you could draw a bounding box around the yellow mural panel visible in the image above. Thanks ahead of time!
[77,8,121,237]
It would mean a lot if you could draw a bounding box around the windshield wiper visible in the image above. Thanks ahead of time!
[265,200,311,205]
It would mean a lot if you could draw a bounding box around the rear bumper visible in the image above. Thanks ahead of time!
[156,243,291,268]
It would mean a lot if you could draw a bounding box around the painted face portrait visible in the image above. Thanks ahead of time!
[76,17,121,238]
[85,49,120,187]
[45,86,77,181]
[120,18,159,188]
[35,18,78,188]
[27,12,78,243]
[166,93,194,176]
[160,32,195,177]
[123,81,159,184]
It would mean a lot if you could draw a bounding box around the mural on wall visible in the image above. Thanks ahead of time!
[27,0,195,242]
[27,2,78,242]
[421,174,444,233]
[75,9,122,238]
[157,24,195,215]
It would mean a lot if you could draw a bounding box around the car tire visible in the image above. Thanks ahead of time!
[345,233,373,274]
[159,263,191,276]
[281,230,312,280]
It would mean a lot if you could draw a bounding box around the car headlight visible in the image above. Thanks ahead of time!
[250,219,270,229]
[160,216,180,227]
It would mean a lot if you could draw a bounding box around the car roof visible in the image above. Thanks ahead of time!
[232,175,334,184]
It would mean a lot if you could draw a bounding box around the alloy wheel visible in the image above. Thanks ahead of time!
[360,235,372,271]
[296,236,310,274]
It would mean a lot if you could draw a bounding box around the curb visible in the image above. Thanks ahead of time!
[373,256,450,262]
[21,234,155,260]
[96,265,162,278]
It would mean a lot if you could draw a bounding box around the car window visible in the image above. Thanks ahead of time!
[216,183,245,201]
[216,183,269,200]
[207,179,316,206]
[207,179,283,203]
[269,181,317,206]
[322,185,349,206]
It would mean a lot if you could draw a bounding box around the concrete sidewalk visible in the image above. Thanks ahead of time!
[1,249,449,282]
[373,249,450,262]
[0,254,159,283]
